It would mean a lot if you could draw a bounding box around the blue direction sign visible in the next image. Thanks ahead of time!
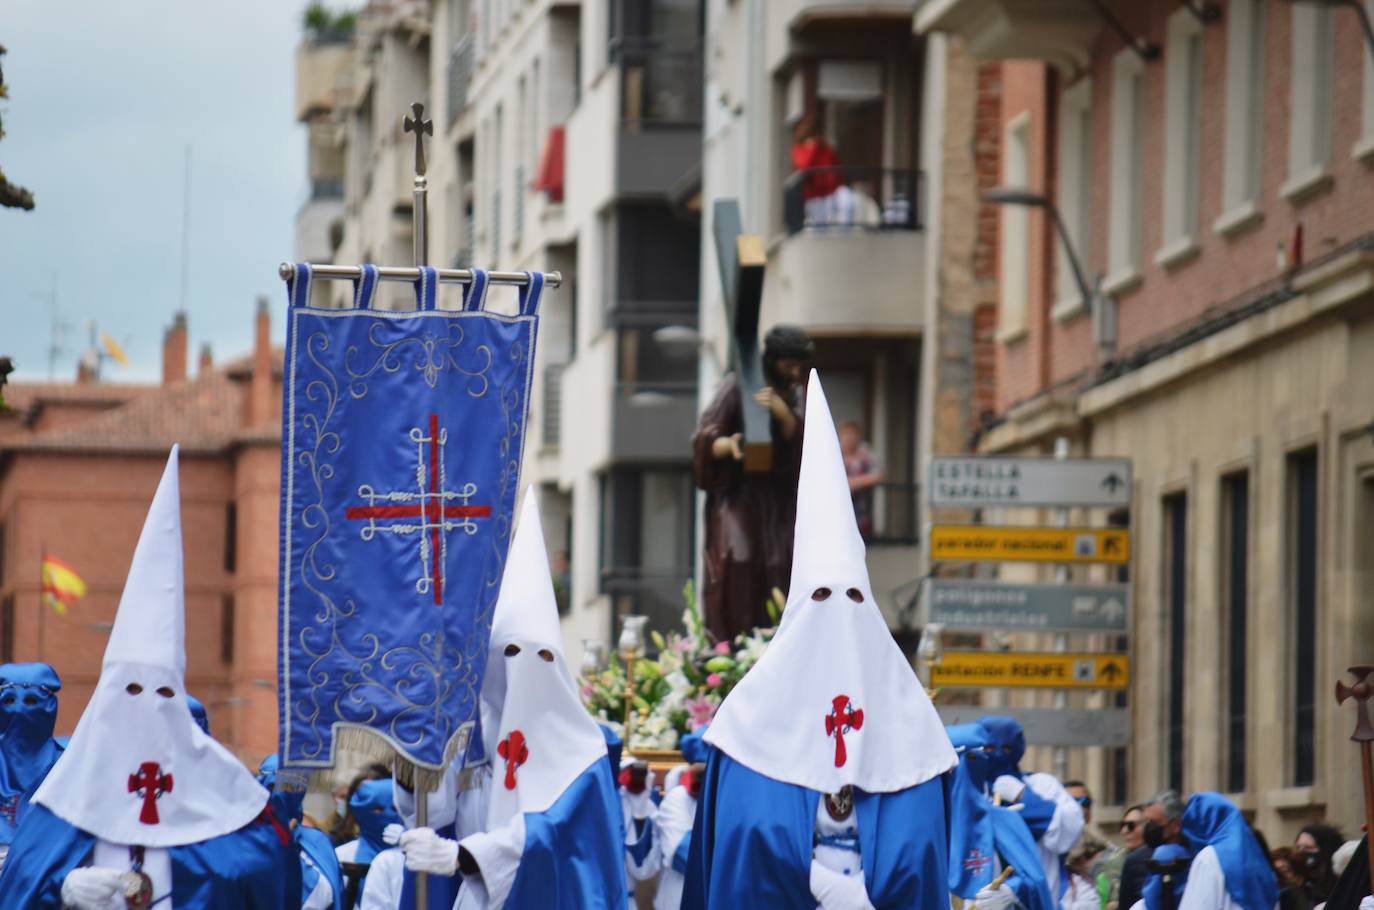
[927,580,1130,633]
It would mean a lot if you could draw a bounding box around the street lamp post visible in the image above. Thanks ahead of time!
[1283,0,1374,58]
[982,186,1117,363]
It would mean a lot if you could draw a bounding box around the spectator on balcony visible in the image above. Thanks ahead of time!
[839,421,882,541]
[791,115,846,225]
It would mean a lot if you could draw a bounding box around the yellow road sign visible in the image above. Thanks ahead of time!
[928,525,1130,565]
[931,652,1130,690]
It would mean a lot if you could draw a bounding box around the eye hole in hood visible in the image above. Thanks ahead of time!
[811,587,831,601]
[504,643,521,657]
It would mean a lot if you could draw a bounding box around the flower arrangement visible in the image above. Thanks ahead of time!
[581,581,780,752]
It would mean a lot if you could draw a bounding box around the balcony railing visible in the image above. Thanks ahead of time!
[861,482,920,545]
[612,38,703,128]
[783,167,923,236]
[447,35,474,126]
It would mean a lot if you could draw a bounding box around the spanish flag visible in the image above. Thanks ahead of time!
[41,554,87,615]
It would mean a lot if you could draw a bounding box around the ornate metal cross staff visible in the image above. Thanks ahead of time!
[403,101,433,266]
[1336,665,1374,879]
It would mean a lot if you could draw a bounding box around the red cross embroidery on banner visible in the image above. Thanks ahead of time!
[345,414,493,605]
[824,695,864,768]
[497,730,529,790]
[127,761,174,825]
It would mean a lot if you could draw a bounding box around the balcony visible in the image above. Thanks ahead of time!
[613,38,703,197]
[763,167,927,334]
[611,381,698,461]
[915,0,1100,71]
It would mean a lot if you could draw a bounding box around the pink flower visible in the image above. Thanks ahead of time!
[713,641,731,655]
[706,673,723,688]
[686,695,719,730]
[674,638,694,653]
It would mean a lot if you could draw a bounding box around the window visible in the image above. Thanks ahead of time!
[1106,48,1144,295]
[998,112,1031,342]
[492,105,504,260]
[1054,79,1093,321]
[0,595,12,663]
[599,468,695,637]
[224,503,237,573]
[1359,0,1374,160]
[1221,472,1249,793]
[1288,449,1319,786]
[1216,0,1266,235]
[1162,492,1188,793]
[1158,9,1203,268]
[220,594,235,665]
[1282,7,1334,200]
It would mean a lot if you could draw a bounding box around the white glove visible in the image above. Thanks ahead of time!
[623,786,656,821]
[383,822,405,846]
[809,862,876,910]
[972,884,1017,910]
[992,775,1025,805]
[1358,897,1373,910]
[61,867,126,910]
[399,826,460,876]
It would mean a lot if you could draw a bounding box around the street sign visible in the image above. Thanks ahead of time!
[930,652,1130,690]
[936,706,1132,748]
[927,580,1130,633]
[928,456,1132,508]
[929,525,1130,565]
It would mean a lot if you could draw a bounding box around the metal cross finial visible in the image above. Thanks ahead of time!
[403,102,433,177]
[1337,666,1374,742]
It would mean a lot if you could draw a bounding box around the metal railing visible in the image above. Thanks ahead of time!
[612,38,703,128]
[447,36,474,125]
[859,481,920,545]
[783,167,923,236]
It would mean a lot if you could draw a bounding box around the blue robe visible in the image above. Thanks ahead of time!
[0,802,301,908]
[0,663,66,845]
[1178,792,1277,910]
[299,826,345,910]
[682,749,951,909]
[945,744,1053,910]
[499,759,627,908]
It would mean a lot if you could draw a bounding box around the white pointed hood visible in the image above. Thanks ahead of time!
[482,489,607,823]
[35,447,268,846]
[705,371,957,793]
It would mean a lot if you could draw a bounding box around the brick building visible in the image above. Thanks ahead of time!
[0,303,284,763]
[919,0,1374,840]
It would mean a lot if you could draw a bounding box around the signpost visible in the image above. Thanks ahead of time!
[928,456,1132,508]
[929,525,1130,565]
[936,706,1131,747]
[930,652,1130,690]
[927,580,1130,633]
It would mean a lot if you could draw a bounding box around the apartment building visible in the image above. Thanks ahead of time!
[698,0,997,642]
[307,0,705,649]
[919,0,1374,839]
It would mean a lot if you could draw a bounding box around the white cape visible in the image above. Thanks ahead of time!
[705,371,956,794]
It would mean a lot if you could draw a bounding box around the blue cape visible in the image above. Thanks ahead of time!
[599,723,622,777]
[0,663,65,845]
[1143,844,1193,910]
[682,748,951,909]
[349,778,401,866]
[258,755,343,910]
[0,802,299,908]
[946,725,1054,910]
[501,758,627,908]
[1179,792,1278,910]
[187,695,210,736]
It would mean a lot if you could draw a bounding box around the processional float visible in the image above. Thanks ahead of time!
[275,101,559,904]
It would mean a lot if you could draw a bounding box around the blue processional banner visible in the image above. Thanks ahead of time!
[278,264,542,773]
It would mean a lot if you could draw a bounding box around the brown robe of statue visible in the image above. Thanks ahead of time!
[691,373,806,641]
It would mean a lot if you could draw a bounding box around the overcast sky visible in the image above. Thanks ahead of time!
[1,1,324,383]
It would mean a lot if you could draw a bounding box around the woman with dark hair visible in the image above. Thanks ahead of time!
[1295,823,1346,904]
